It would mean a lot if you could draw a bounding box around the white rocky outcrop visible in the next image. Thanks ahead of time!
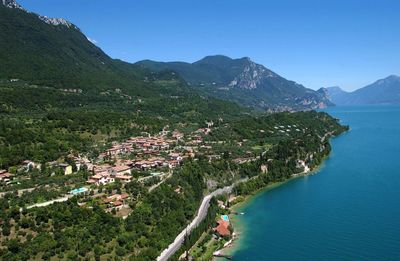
[2,0,77,29]
[38,16,75,28]
[229,58,277,90]
[1,0,23,9]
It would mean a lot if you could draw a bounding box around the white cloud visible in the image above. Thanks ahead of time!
[87,37,98,44]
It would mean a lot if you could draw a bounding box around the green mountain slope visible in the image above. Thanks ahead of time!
[0,1,248,168]
[0,1,246,117]
[0,1,198,99]
[0,3,139,92]
[137,55,333,111]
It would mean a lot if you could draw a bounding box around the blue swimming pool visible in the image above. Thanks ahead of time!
[70,187,88,195]
[221,215,229,222]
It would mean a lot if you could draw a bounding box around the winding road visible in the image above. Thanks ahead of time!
[157,179,248,261]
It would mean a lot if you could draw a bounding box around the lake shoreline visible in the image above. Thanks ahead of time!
[219,160,329,257]
[217,106,400,260]
[214,131,348,258]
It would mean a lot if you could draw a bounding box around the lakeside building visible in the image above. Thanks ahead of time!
[213,219,231,237]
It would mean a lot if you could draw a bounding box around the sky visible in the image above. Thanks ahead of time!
[19,0,400,91]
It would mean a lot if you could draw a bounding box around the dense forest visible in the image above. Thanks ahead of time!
[0,110,348,260]
[0,79,246,169]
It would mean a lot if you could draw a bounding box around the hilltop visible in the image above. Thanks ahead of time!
[137,55,333,111]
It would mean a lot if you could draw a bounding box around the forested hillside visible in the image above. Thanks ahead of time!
[0,3,247,169]
[137,55,333,111]
[0,111,348,260]
[0,3,144,92]
[0,79,246,169]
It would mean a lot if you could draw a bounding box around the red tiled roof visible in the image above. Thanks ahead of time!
[113,201,123,207]
[0,172,14,178]
[217,220,229,228]
[103,198,113,204]
[120,193,129,199]
[113,165,131,172]
[91,174,104,180]
[214,223,230,237]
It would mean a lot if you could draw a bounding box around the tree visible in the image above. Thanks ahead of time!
[7,239,20,254]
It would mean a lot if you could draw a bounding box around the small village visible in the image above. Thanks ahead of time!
[0,118,317,260]
[0,120,249,214]
[0,121,311,212]
[0,119,256,260]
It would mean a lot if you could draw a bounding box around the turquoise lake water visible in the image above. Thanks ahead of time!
[232,105,400,260]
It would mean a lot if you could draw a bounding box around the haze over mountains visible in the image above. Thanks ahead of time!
[324,75,400,105]
[137,56,333,111]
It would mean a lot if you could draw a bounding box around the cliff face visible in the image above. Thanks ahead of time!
[228,57,277,90]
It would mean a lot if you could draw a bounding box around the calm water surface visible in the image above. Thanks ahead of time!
[232,105,400,260]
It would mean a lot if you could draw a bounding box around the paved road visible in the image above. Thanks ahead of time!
[0,187,36,198]
[25,195,72,209]
[157,179,248,261]
[148,172,172,192]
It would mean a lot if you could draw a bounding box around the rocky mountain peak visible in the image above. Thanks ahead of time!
[1,0,23,9]
[229,58,277,90]
[2,0,77,29]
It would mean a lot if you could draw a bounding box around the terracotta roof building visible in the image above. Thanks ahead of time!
[213,220,231,237]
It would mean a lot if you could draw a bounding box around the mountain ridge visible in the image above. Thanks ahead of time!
[1,0,76,28]
[137,55,333,111]
[324,75,400,105]
[1,0,331,112]
[0,0,248,123]
[1,0,22,9]
[0,1,147,93]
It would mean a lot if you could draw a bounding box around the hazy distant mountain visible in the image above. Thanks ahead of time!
[324,75,400,105]
[137,55,333,111]
[321,86,350,105]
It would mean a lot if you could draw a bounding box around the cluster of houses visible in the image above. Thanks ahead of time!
[18,158,90,176]
[87,164,133,186]
[4,125,219,191]
[102,193,130,211]
[86,131,191,186]
[100,134,178,159]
